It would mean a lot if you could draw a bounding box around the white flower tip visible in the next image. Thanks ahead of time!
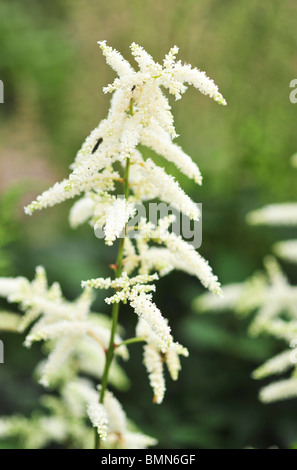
[251,368,262,380]
[212,285,223,297]
[24,338,32,348]
[154,395,163,405]
[24,206,32,216]
[214,93,227,106]
[246,211,260,225]
[39,377,49,388]
[291,152,297,167]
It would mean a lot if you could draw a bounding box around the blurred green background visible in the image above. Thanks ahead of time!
[1,0,297,449]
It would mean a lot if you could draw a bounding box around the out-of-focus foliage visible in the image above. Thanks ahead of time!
[0,188,23,274]
[195,156,297,446]
[1,0,297,449]
[196,161,297,407]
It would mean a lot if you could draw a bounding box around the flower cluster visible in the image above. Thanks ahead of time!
[24,41,225,252]
[0,42,226,448]
[197,256,297,403]
[68,379,156,448]
[136,319,188,404]
[0,267,128,389]
[0,378,155,449]
[123,216,222,295]
[82,272,173,353]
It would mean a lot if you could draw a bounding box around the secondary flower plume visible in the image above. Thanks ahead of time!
[196,154,297,406]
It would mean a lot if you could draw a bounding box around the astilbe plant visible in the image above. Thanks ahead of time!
[0,42,226,449]
[196,154,297,405]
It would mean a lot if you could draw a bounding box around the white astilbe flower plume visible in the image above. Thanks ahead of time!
[273,240,297,264]
[259,378,297,403]
[136,319,188,403]
[0,267,128,388]
[140,121,203,184]
[195,283,244,313]
[0,41,227,448]
[196,150,297,407]
[66,379,108,441]
[116,432,157,450]
[165,233,222,295]
[82,272,172,353]
[127,217,222,295]
[252,350,294,380]
[25,41,225,219]
[100,388,156,449]
[0,378,156,449]
[104,198,136,246]
[130,155,200,220]
[87,402,109,441]
[101,389,127,434]
[128,292,173,353]
[195,256,297,402]
[143,344,166,404]
[247,203,297,226]
[69,196,96,229]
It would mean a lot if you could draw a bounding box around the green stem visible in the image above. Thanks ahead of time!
[95,101,133,450]
[116,336,146,348]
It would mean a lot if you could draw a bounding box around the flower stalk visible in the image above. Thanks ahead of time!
[96,98,134,448]
[97,154,131,449]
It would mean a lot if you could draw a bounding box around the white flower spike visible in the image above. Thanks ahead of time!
[0,41,226,449]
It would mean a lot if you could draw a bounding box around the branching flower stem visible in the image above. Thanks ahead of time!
[95,102,133,449]
[116,336,146,348]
